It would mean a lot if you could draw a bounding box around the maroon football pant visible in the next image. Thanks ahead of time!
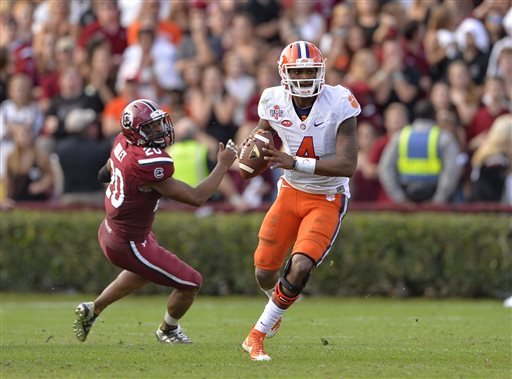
[98,221,202,290]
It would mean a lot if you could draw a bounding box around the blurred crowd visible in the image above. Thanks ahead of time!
[0,0,511,211]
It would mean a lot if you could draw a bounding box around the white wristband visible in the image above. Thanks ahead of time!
[293,157,316,174]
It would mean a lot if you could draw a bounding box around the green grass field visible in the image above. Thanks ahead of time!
[1,293,510,378]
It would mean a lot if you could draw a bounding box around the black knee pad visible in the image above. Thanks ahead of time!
[279,254,314,296]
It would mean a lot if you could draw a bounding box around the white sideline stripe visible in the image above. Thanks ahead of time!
[239,163,255,173]
[138,157,174,164]
[129,241,198,287]
[254,134,270,144]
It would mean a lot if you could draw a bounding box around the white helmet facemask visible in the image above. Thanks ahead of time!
[280,62,326,97]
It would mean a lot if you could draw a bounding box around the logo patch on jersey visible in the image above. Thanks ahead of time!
[121,110,133,128]
[281,120,292,127]
[270,105,284,120]
[300,123,306,130]
[314,121,324,127]
[154,167,164,179]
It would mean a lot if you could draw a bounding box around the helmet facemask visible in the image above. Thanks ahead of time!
[139,113,174,148]
[280,63,325,97]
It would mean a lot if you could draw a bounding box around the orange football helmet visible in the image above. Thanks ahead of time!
[278,41,326,97]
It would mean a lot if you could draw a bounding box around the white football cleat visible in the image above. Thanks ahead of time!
[73,302,97,342]
[156,325,192,344]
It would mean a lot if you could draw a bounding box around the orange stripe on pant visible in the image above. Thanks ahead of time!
[254,180,348,271]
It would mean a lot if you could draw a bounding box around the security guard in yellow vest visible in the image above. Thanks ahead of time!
[378,100,462,203]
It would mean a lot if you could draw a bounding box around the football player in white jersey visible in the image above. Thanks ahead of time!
[241,40,361,361]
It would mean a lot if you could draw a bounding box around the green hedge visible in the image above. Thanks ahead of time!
[1,210,510,298]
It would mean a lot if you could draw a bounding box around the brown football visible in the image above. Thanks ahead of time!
[238,130,274,180]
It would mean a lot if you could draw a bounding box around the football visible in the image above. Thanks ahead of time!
[238,130,274,180]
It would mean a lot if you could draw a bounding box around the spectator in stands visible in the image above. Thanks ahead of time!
[0,73,44,138]
[279,0,326,47]
[423,3,458,82]
[373,39,422,118]
[379,100,462,204]
[401,20,430,82]
[486,7,512,79]
[494,47,512,103]
[455,17,490,86]
[116,19,182,103]
[436,108,466,152]
[239,0,281,44]
[11,1,37,84]
[126,0,181,47]
[430,81,466,148]
[76,0,127,67]
[0,10,16,49]
[82,38,116,112]
[223,50,256,127]
[188,64,238,145]
[372,1,404,46]
[35,35,75,112]
[483,8,507,48]
[55,108,110,205]
[4,122,55,203]
[0,46,13,103]
[406,0,437,24]
[40,66,103,153]
[350,121,379,202]
[242,62,281,140]
[224,11,266,75]
[470,114,512,203]
[0,73,44,184]
[343,48,382,131]
[174,6,219,76]
[466,76,509,154]
[446,60,481,126]
[354,0,380,47]
[102,75,138,141]
[368,102,409,204]
[320,3,354,76]
[33,0,77,40]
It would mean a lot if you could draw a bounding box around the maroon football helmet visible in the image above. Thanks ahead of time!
[120,99,174,148]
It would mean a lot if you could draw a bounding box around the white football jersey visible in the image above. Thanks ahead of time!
[258,84,361,196]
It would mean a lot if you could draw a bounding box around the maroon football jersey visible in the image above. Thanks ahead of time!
[104,133,174,241]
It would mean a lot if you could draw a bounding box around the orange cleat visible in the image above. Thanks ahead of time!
[242,328,271,361]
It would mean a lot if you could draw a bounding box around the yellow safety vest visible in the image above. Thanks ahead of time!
[166,140,209,186]
[397,125,442,180]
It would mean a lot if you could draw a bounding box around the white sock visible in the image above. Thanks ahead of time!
[164,311,179,327]
[254,299,286,334]
[260,287,274,299]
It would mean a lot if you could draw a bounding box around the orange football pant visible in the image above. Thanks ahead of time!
[254,180,349,271]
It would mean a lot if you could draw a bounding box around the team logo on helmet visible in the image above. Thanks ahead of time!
[122,110,133,129]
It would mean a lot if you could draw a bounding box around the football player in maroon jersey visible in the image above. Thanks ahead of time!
[73,99,238,344]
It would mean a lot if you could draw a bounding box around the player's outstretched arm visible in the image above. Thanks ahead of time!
[151,140,238,206]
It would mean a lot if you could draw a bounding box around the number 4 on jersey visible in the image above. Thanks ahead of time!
[296,136,319,159]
